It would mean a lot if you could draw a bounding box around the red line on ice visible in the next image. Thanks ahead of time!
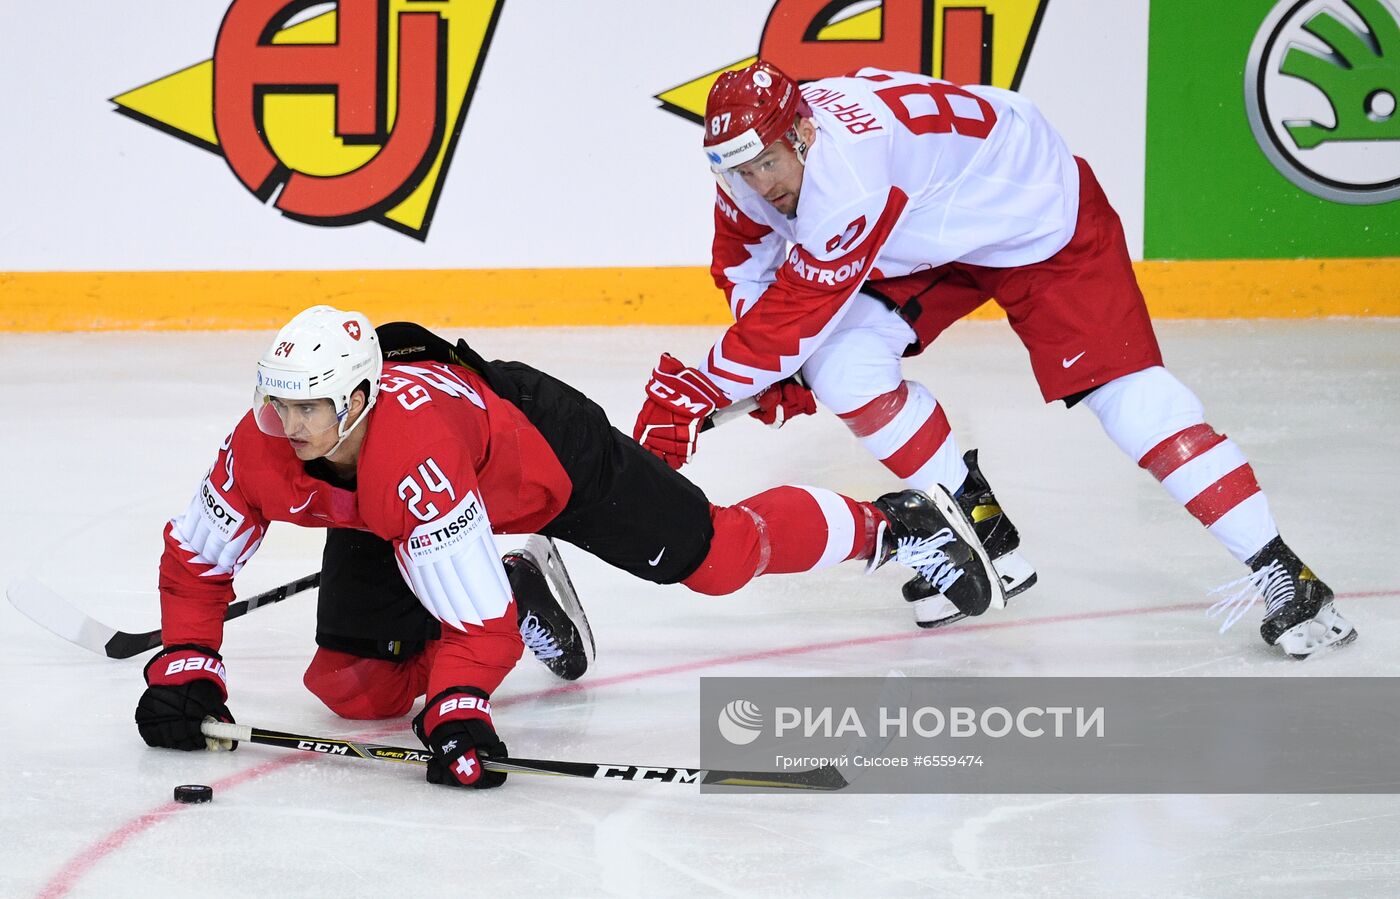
[36,756,303,899]
[37,588,1397,896]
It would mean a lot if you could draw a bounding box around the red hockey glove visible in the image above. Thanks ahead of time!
[750,377,817,428]
[412,686,508,789]
[135,644,237,752]
[633,353,730,469]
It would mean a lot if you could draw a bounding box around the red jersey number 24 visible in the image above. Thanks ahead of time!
[398,457,456,522]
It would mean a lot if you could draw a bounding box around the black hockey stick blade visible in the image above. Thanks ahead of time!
[202,722,848,791]
[104,626,164,660]
[7,572,320,659]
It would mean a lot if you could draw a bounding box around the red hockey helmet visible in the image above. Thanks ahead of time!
[703,60,812,172]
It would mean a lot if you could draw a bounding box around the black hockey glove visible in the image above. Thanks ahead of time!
[412,686,508,789]
[135,644,237,751]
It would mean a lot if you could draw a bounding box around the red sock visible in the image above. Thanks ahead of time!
[682,487,882,595]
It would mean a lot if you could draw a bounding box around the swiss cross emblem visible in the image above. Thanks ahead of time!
[343,321,361,340]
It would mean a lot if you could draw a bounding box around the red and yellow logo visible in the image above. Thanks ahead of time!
[112,0,502,240]
[657,0,1048,123]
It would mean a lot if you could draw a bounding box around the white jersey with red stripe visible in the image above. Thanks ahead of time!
[705,68,1079,401]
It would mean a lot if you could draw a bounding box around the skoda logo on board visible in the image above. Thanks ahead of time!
[1244,0,1400,204]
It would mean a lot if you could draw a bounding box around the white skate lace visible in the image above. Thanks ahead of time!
[895,528,964,593]
[1205,560,1295,633]
[518,612,563,660]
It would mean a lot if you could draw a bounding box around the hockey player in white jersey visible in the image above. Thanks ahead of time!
[631,61,1355,658]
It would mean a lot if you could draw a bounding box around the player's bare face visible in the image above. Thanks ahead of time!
[736,144,803,216]
[271,398,341,460]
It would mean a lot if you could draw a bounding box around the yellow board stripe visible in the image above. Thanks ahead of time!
[2,258,1396,331]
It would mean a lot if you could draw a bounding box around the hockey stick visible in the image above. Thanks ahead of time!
[6,572,320,660]
[11,535,570,662]
[701,373,810,432]
[201,721,848,791]
[700,395,758,432]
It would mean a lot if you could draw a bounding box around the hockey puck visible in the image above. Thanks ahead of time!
[173,784,213,804]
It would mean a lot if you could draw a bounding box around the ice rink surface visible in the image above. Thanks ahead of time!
[2,319,1398,898]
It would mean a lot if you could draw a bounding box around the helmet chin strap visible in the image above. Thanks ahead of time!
[786,120,810,165]
[322,395,377,460]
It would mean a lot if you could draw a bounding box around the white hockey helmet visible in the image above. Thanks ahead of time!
[253,305,382,449]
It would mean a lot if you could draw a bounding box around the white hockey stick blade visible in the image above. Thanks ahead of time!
[701,395,759,431]
[7,578,122,657]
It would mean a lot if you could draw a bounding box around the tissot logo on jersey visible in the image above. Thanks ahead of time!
[406,493,486,561]
[110,0,505,239]
[655,1,1048,125]
[199,479,244,538]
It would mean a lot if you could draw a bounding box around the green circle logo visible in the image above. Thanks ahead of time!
[1245,0,1400,204]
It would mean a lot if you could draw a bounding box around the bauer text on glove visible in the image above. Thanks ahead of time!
[135,644,238,751]
[412,686,509,789]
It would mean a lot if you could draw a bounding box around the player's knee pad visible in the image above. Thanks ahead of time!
[303,647,429,720]
[681,504,765,596]
[802,315,910,414]
[1083,366,1206,462]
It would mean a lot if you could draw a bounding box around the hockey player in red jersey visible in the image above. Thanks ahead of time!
[633,61,1354,657]
[136,306,1001,789]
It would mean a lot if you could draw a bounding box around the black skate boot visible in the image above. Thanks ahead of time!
[907,450,1037,628]
[1207,536,1356,659]
[957,450,1037,598]
[871,487,1004,620]
[503,536,595,680]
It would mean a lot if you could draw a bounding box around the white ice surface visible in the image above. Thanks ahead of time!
[2,320,1398,898]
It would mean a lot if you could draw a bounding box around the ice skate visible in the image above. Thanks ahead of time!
[503,536,596,680]
[871,487,1004,621]
[908,450,1036,628]
[1206,536,1356,659]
